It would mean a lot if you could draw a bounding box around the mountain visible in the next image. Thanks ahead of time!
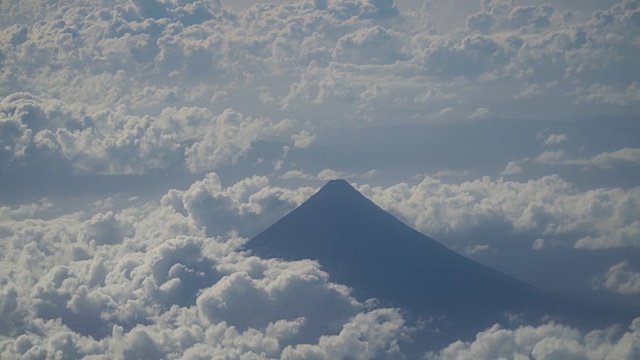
[244,179,633,349]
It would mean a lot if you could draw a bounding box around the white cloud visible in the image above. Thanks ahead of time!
[467,107,491,120]
[0,0,639,176]
[574,82,640,106]
[535,148,640,168]
[280,168,377,181]
[291,131,317,149]
[430,170,473,178]
[164,172,314,237]
[594,261,640,295]
[333,26,406,65]
[532,238,545,250]
[465,244,490,255]
[184,109,293,172]
[1,0,639,356]
[281,308,408,360]
[427,317,640,360]
[542,133,569,146]
[0,173,411,359]
[500,159,527,176]
[359,175,640,249]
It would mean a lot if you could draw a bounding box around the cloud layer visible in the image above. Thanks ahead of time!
[428,318,640,360]
[1,172,639,358]
[0,176,408,359]
[359,175,640,250]
[1,0,639,175]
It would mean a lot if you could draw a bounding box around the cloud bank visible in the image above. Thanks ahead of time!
[0,175,408,359]
[359,175,640,250]
[1,0,639,176]
[427,318,640,360]
[1,173,639,359]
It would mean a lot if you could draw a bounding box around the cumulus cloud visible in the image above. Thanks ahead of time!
[427,318,640,360]
[500,159,528,176]
[1,0,639,356]
[0,0,639,176]
[358,175,640,249]
[574,82,640,106]
[162,172,314,237]
[183,109,293,172]
[0,173,410,359]
[594,261,640,295]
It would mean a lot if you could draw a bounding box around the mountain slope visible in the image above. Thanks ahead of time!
[244,179,632,345]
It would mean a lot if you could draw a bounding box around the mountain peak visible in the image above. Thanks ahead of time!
[322,178,352,188]
[299,179,373,214]
[316,179,360,196]
[245,179,632,345]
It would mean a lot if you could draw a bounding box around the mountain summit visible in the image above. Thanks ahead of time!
[245,179,630,346]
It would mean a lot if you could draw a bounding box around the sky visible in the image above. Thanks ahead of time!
[0,0,639,358]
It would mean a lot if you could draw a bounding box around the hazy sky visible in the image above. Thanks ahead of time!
[1,0,639,358]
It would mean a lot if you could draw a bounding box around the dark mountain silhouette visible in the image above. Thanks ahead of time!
[244,179,635,350]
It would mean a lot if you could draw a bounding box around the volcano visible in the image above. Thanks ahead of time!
[244,179,632,347]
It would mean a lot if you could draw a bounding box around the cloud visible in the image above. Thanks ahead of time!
[467,107,491,120]
[0,0,639,177]
[574,82,640,106]
[534,148,640,168]
[594,261,640,295]
[291,130,317,149]
[184,109,293,172]
[279,168,377,181]
[542,133,570,146]
[163,172,314,237]
[500,159,528,176]
[532,238,545,250]
[281,308,408,360]
[0,173,411,359]
[359,175,640,249]
[0,93,297,175]
[1,1,639,357]
[333,26,406,65]
[427,317,640,360]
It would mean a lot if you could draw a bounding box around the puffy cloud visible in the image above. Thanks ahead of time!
[281,308,408,360]
[427,317,640,360]
[0,0,638,178]
[333,26,406,65]
[279,168,377,181]
[542,133,570,146]
[467,107,491,120]
[500,159,528,176]
[291,130,317,148]
[184,109,293,172]
[594,261,640,295]
[0,173,411,359]
[359,175,640,249]
[164,172,314,236]
[197,261,359,339]
[0,92,298,174]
